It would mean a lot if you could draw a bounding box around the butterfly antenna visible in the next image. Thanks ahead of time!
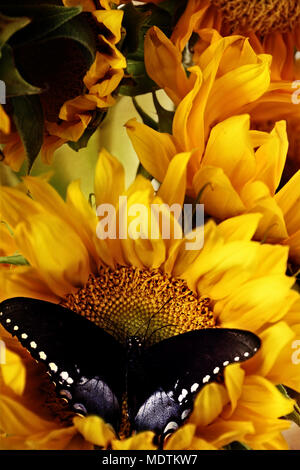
[132,296,173,340]
[146,324,177,344]
[142,297,173,344]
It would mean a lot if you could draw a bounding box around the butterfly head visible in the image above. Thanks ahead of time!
[126,335,144,353]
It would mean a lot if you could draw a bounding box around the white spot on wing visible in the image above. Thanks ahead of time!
[181,409,191,421]
[21,333,28,339]
[163,421,178,435]
[191,383,199,393]
[49,362,58,373]
[30,341,37,349]
[213,367,220,374]
[202,375,210,384]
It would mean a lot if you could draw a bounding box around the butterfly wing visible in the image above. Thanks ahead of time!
[0,297,125,431]
[129,328,260,439]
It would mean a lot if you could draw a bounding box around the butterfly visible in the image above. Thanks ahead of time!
[0,297,261,444]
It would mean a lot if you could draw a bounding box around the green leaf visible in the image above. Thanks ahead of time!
[277,384,300,427]
[157,0,187,18]
[0,44,41,97]
[11,94,44,171]
[119,59,158,96]
[40,13,97,67]
[152,90,174,133]
[0,5,82,46]
[224,441,252,451]
[119,3,172,97]
[68,109,107,151]
[0,254,29,266]
[121,3,150,55]
[0,12,30,56]
[132,96,158,130]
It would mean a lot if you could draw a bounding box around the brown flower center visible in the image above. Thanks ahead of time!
[61,265,215,346]
[211,0,300,35]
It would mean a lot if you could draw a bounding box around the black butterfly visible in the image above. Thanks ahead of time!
[0,297,260,444]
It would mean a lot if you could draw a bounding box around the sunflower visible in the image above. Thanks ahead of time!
[0,148,299,449]
[0,0,126,171]
[164,0,300,168]
[125,28,300,265]
[170,0,299,80]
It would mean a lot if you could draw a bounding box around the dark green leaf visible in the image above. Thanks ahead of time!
[137,163,152,181]
[40,13,97,67]
[119,59,158,96]
[68,109,107,151]
[152,90,174,133]
[277,385,300,427]
[119,3,172,97]
[132,96,158,130]
[121,3,150,55]
[0,12,30,55]
[11,94,44,171]
[0,254,29,265]
[224,441,252,451]
[157,0,187,18]
[0,44,41,96]
[0,4,82,46]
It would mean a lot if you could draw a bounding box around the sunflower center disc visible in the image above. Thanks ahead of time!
[61,265,215,346]
[211,0,300,35]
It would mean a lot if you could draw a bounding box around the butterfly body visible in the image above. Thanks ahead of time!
[0,297,261,443]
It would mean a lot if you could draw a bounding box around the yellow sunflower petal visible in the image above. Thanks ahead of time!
[201,114,256,191]
[223,364,245,417]
[112,432,156,450]
[240,180,288,240]
[275,170,300,235]
[0,348,26,396]
[73,415,115,448]
[92,10,123,44]
[192,165,245,219]
[14,214,91,297]
[217,213,262,242]
[0,266,59,303]
[0,186,41,230]
[171,0,212,52]
[94,148,125,207]
[253,120,288,195]
[204,419,255,449]
[238,375,294,418]
[0,395,56,437]
[164,423,196,450]
[189,382,229,427]
[157,152,192,207]
[144,26,192,105]
[0,105,10,134]
[125,118,177,183]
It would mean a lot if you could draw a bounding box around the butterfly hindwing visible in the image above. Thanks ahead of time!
[129,328,261,438]
[0,297,126,431]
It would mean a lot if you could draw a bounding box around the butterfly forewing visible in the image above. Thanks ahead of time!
[130,328,261,437]
[0,297,126,430]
